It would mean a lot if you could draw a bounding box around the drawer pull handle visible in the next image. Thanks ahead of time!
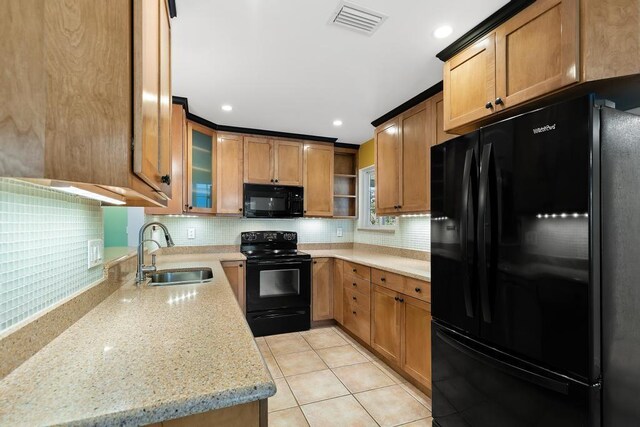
[415,287,421,293]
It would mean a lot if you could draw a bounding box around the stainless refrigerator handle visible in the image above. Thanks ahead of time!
[461,148,475,318]
[436,330,570,395]
[478,143,493,323]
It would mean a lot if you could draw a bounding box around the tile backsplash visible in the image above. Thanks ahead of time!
[147,214,430,252]
[0,179,104,333]
[354,216,430,252]
[147,215,355,246]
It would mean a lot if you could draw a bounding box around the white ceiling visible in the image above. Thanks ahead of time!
[171,0,509,144]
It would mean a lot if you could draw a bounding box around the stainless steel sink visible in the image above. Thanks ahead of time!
[148,268,213,286]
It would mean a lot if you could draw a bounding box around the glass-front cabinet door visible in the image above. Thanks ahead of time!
[186,122,216,213]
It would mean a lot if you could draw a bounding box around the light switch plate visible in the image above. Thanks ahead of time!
[87,239,104,269]
[336,227,343,237]
[187,228,196,239]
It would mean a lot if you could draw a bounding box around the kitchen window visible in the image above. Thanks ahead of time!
[358,165,397,230]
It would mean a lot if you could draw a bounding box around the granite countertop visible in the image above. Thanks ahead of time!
[0,253,273,427]
[304,249,431,281]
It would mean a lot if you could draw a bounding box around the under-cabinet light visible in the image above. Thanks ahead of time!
[55,186,126,205]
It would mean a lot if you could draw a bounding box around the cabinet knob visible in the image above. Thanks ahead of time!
[352,311,356,315]
[239,264,243,268]
[399,298,404,303]
[495,97,504,106]
[188,206,193,210]
[160,174,171,185]
[275,179,279,183]
[313,261,317,264]
[398,205,402,209]
[352,296,357,301]
[239,208,243,212]
[352,283,357,287]
[415,287,421,293]
[304,210,307,214]
[485,101,494,109]
[381,277,386,282]
[352,268,356,273]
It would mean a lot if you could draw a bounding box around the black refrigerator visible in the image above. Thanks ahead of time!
[430,95,640,427]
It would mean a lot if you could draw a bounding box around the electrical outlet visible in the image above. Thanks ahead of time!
[187,228,196,239]
[336,227,343,237]
[87,239,104,269]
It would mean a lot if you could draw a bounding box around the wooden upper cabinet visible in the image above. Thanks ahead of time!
[401,297,431,388]
[443,32,497,131]
[274,140,303,186]
[186,122,216,214]
[495,0,579,109]
[303,143,334,217]
[146,103,186,215]
[400,102,430,213]
[375,98,438,216]
[244,137,273,184]
[216,134,244,215]
[375,120,401,215]
[244,138,303,186]
[433,92,458,145]
[371,285,402,364]
[312,258,334,321]
[134,0,172,196]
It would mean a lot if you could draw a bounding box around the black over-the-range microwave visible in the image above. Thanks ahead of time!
[243,184,304,218]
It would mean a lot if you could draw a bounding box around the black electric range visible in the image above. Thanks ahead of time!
[241,231,311,336]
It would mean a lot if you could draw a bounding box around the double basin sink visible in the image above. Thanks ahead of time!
[148,268,213,286]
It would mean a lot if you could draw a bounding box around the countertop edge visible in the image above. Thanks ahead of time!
[305,251,431,281]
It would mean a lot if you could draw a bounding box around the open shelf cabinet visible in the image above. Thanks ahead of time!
[333,147,358,218]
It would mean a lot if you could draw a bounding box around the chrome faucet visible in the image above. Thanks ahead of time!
[136,222,175,284]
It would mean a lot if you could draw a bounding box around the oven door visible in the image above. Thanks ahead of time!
[243,184,303,218]
[246,258,311,312]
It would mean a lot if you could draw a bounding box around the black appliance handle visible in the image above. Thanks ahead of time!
[436,330,570,395]
[253,310,307,320]
[478,143,493,323]
[460,148,475,318]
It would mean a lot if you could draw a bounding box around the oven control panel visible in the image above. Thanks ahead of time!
[241,231,297,244]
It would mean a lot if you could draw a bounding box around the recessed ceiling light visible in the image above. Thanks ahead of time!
[433,25,453,39]
[333,120,343,126]
[221,104,233,112]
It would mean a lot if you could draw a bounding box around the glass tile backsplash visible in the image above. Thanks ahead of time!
[147,216,356,246]
[147,214,430,251]
[0,179,104,333]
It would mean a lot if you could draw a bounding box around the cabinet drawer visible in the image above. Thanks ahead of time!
[344,261,371,281]
[371,268,405,294]
[344,305,370,344]
[343,275,371,297]
[404,278,431,303]
[344,287,371,312]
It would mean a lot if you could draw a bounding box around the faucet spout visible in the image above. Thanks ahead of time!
[136,222,176,285]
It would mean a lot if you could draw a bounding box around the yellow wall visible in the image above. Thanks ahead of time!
[358,139,374,169]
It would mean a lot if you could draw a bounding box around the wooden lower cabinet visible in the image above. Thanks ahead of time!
[342,268,372,345]
[401,296,432,388]
[312,258,333,321]
[333,259,344,324]
[221,261,245,312]
[371,285,402,364]
[149,399,267,427]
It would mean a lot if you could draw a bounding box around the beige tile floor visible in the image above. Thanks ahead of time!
[256,326,433,427]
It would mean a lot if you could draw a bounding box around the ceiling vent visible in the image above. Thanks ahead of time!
[329,1,388,36]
